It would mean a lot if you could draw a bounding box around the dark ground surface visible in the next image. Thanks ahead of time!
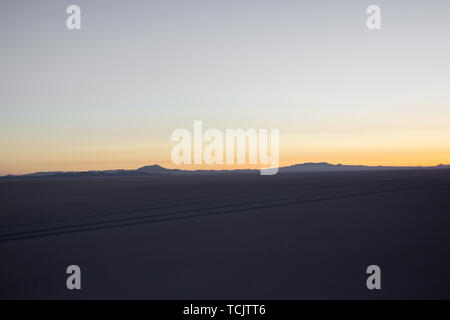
[1,169,450,299]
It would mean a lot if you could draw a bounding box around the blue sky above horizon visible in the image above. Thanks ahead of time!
[1,0,450,174]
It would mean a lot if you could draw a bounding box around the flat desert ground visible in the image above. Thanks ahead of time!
[1,169,450,299]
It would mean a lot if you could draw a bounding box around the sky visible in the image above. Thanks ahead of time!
[1,0,450,174]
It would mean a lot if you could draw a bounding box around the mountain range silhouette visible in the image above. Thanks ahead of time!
[2,162,450,178]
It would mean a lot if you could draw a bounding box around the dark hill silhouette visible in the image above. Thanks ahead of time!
[280,162,433,172]
[1,162,450,179]
[137,165,183,174]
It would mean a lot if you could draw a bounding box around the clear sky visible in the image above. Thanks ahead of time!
[1,0,450,174]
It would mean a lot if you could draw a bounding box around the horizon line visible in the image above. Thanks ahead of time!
[3,161,450,177]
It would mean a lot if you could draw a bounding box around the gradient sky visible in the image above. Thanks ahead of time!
[1,0,450,174]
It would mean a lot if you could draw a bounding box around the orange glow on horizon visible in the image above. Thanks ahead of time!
[2,149,450,176]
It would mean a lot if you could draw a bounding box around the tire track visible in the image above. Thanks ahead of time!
[1,182,449,243]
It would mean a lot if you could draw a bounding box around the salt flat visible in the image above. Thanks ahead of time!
[1,170,450,299]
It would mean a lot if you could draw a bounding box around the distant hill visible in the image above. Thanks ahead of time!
[279,162,450,172]
[137,165,183,174]
[1,162,450,179]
